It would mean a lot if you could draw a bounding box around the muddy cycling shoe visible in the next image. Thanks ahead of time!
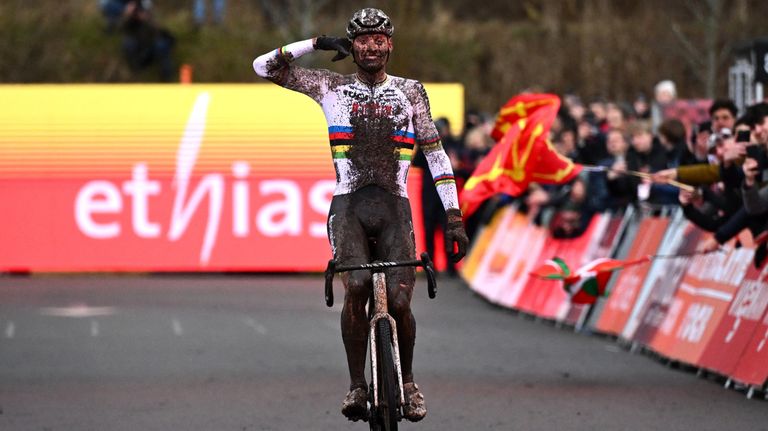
[341,386,368,421]
[402,382,427,422]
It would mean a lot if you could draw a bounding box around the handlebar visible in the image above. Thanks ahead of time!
[324,252,438,307]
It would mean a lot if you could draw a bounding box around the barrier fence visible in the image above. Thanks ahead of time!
[461,205,768,397]
[0,84,464,272]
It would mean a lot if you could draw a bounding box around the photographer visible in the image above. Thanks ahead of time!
[119,0,176,81]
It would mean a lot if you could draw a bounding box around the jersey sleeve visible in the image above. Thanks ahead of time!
[410,81,460,211]
[252,39,332,104]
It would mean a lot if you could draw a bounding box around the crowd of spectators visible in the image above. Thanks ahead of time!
[419,80,767,272]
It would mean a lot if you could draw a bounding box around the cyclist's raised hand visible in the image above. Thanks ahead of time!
[314,36,352,62]
[445,208,469,263]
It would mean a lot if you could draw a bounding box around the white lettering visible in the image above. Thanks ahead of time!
[75,181,122,238]
[167,92,222,264]
[232,162,250,237]
[122,163,161,238]
[257,180,301,237]
[309,180,334,237]
[676,303,714,343]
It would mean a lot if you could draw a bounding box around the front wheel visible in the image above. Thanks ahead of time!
[370,319,399,431]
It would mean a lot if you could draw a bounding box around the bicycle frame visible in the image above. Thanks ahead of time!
[369,271,405,408]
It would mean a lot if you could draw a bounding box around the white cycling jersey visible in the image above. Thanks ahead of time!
[253,39,459,211]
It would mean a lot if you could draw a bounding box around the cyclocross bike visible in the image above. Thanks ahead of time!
[324,252,438,431]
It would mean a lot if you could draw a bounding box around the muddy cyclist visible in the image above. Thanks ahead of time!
[252,7,468,423]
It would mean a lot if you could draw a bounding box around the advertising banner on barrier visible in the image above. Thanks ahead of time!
[465,208,547,304]
[648,246,754,365]
[699,263,768,376]
[594,216,668,336]
[562,213,627,326]
[731,303,768,386]
[515,215,602,320]
[626,220,703,344]
[492,217,548,308]
[460,207,505,283]
[0,84,463,272]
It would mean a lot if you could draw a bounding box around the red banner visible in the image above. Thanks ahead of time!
[515,216,602,320]
[465,208,547,304]
[594,217,669,336]
[698,263,768,376]
[562,213,627,326]
[731,303,768,386]
[647,246,754,365]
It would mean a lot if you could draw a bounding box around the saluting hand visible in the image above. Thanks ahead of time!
[314,36,352,62]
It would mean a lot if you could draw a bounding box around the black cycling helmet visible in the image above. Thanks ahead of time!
[346,8,394,40]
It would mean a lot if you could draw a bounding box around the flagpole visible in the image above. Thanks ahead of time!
[582,165,696,193]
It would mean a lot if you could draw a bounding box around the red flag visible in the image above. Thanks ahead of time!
[530,257,651,304]
[460,94,582,217]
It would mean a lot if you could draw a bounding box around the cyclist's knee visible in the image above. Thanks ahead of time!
[344,271,370,301]
[388,285,413,317]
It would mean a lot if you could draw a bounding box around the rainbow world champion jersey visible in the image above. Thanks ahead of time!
[253,39,459,210]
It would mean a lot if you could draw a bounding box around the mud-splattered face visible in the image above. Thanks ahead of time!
[352,34,392,74]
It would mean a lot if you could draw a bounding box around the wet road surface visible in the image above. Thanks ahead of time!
[0,274,765,430]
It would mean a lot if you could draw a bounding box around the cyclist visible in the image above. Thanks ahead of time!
[253,8,468,422]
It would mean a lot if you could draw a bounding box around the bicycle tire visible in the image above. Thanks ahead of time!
[373,319,399,431]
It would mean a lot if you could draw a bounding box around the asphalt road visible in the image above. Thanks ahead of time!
[0,274,765,431]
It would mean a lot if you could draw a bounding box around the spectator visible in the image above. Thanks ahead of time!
[633,94,651,120]
[119,0,176,82]
[588,99,609,133]
[709,99,738,134]
[657,118,686,168]
[651,79,677,132]
[575,117,608,165]
[679,120,712,165]
[602,129,635,210]
[625,121,678,206]
[193,0,226,27]
[605,103,627,132]
[100,0,129,32]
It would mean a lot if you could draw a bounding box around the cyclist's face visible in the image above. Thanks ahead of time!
[352,34,392,73]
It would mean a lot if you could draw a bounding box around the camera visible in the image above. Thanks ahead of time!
[736,130,751,143]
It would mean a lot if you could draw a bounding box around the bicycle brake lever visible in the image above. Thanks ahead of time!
[324,259,335,307]
[420,252,437,299]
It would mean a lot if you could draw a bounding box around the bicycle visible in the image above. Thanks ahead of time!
[324,252,438,431]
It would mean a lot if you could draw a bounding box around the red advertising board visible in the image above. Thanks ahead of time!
[629,222,703,345]
[594,217,668,335]
[648,246,754,365]
[731,303,768,386]
[699,263,768,376]
[466,208,546,304]
[0,84,463,271]
[562,213,626,326]
[515,215,602,320]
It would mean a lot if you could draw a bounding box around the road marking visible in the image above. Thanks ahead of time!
[39,305,116,318]
[91,320,99,337]
[5,322,15,338]
[172,318,183,336]
[244,318,267,335]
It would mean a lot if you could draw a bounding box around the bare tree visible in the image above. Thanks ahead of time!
[667,0,725,97]
[257,0,330,41]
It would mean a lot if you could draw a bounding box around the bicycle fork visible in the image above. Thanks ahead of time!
[369,271,406,409]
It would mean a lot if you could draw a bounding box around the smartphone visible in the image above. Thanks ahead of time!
[736,130,751,143]
[746,144,762,160]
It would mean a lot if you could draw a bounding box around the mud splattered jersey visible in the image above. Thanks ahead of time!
[253,39,459,210]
